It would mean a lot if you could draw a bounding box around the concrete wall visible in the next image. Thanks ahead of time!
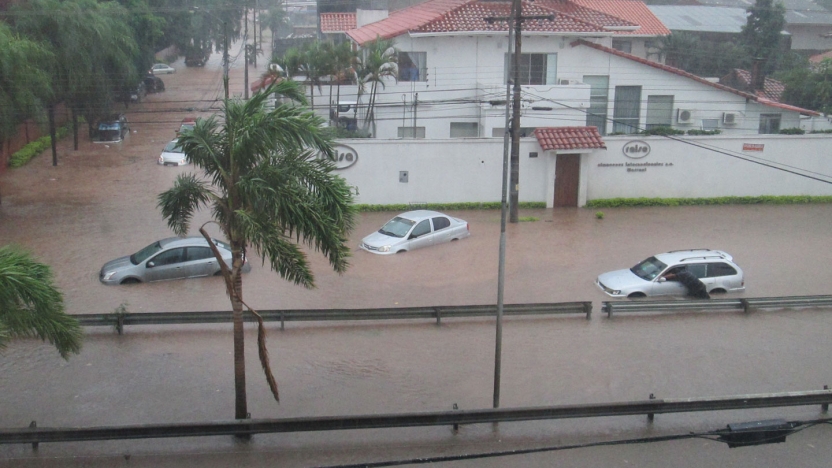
[335,134,832,206]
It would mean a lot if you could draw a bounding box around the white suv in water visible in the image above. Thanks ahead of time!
[596,249,745,298]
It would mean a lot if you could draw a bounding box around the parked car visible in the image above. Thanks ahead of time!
[185,50,210,67]
[143,75,165,93]
[360,210,470,255]
[158,139,187,166]
[177,117,197,136]
[596,249,745,298]
[99,237,250,285]
[95,114,129,142]
[150,63,175,75]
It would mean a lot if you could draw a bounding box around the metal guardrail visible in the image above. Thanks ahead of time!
[602,295,832,318]
[2,389,829,446]
[76,302,593,334]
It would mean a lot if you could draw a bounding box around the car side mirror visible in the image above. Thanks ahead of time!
[658,277,666,282]
[146,261,155,268]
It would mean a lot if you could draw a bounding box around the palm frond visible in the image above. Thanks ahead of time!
[0,246,82,359]
[157,174,212,236]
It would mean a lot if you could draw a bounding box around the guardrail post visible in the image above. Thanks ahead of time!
[29,421,38,451]
[452,403,459,433]
[604,302,613,318]
[584,302,592,320]
[823,385,829,413]
[435,307,442,326]
[739,298,750,314]
[280,311,285,331]
[116,315,124,335]
[647,394,655,422]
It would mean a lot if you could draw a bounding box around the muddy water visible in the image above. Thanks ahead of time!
[2,41,832,467]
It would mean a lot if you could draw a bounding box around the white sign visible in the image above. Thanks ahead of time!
[326,144,358,170]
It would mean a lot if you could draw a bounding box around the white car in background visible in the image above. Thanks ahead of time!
[158,139,187,166]
[360,210,470,255]
[150,63,175,75]
[596,249,745,298]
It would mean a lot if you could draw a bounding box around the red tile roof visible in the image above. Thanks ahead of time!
[411,1,610,34]
[346,0,660,45]
[723,68,785,102]
[570,0,670,36]
[321,13,357,33]
[573,39,820,116]
[535,126,606,151]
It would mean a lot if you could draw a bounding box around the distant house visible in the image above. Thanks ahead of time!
[720,68,785,102]
[648,5,747,42]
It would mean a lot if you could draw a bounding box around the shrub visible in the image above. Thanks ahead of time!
[9,124,72,168]
[640,126,685,136]
[809,129,832,134]
[778,127,805,135]
[687,129,722,136]
[595,211,604,219]
[354,202,545,212]
[586,195,832,208]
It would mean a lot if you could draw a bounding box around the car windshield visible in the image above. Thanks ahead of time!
[164,141,184,153]
[630,256,668,281]
[130,241,163,265]
[378,217,416,238]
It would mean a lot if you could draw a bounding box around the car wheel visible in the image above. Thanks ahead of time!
[213,270,224,276]
[396,250,407,254]
[710,288,727,294]
[627,292,646,298]
[121,278,140,285]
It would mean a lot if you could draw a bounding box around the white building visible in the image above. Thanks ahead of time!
[314,0,818,140]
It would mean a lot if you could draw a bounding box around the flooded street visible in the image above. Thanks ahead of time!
[2,43,832,467]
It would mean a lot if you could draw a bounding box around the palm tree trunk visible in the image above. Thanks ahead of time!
[231,247,248,421]
[48,104,57,167]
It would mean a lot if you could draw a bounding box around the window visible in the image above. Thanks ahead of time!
[612,40,632,54]
[505,53,557,85]
[708,263,738,277]
[701,119,720,130]
[398,52,426,82]
[410,220,431,238]
[150,248,184,266]
[432,217,450,231]
[185,247,214,262]
[398,127,425,138]
[613,86,641,134]
[685,264,707,279]
[759,113,781,134]
[646,95,674,129]
[584,75,609,135]
[450,122,478,138]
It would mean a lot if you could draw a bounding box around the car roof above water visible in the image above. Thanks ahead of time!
[653,249,734,265]
[396,210,449,222]
[158,236,214,249]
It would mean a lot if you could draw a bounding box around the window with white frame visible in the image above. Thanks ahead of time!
[450,122,479,138]
[612,40,632,54]
[612,86,642,134]
[584,75,609,135]
[398,126,425,138]
[505,53,557,85]
[701,119,720,130]
[646,95,674,129]
[759,113,781,134]
[491,127,536,137]
[398,52,427,82]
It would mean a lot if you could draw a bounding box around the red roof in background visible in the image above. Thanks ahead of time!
[411,1,610,35]
[321,13,357,33]
[726,68,786,102]
[535,127,606,151]
[251,74,281,93]
[570,0,670,36]
[536,0,638,29]
[347,0,471,45]
[573,40,820,116]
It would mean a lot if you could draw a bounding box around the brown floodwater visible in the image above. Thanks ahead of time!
[2,39,832,468]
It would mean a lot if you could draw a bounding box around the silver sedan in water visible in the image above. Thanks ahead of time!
[359,210,470,255]
[99,237,250,285]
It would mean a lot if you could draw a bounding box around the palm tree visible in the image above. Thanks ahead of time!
[0,245,83,359]
[158,80,355,420]
[357,38,398,132]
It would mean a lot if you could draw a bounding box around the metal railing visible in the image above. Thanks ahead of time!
[2,389,829,446]
[602,295,832,318]
[76,302,593,334]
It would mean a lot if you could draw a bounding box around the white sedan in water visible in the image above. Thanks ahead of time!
[360,210,470,255]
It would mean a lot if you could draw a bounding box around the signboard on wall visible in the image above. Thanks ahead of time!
[742,143,764,152]
[622,140,651,159]
[326,144,358,170]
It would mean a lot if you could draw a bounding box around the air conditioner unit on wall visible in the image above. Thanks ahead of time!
[558,79,578,85]
[677,108,695,125]
[723,112,740,125]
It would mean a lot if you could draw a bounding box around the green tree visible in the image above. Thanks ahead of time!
[0,246,82,359]
[158,80,355,419]
[357,38,398,132]
[778,58,832,113]
[741,0,786,65]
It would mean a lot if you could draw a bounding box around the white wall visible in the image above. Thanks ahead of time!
[335,134,832,206]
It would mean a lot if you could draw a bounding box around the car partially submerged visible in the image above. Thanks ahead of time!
[596,249,745,298]
[360,210,470,255]
[158,139,187,166]
[100,237,250,285]
[95,114,129,143]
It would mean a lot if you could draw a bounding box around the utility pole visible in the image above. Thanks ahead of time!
[244,6,249,99]
[253,0,258,68]
[223,20,230,101]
